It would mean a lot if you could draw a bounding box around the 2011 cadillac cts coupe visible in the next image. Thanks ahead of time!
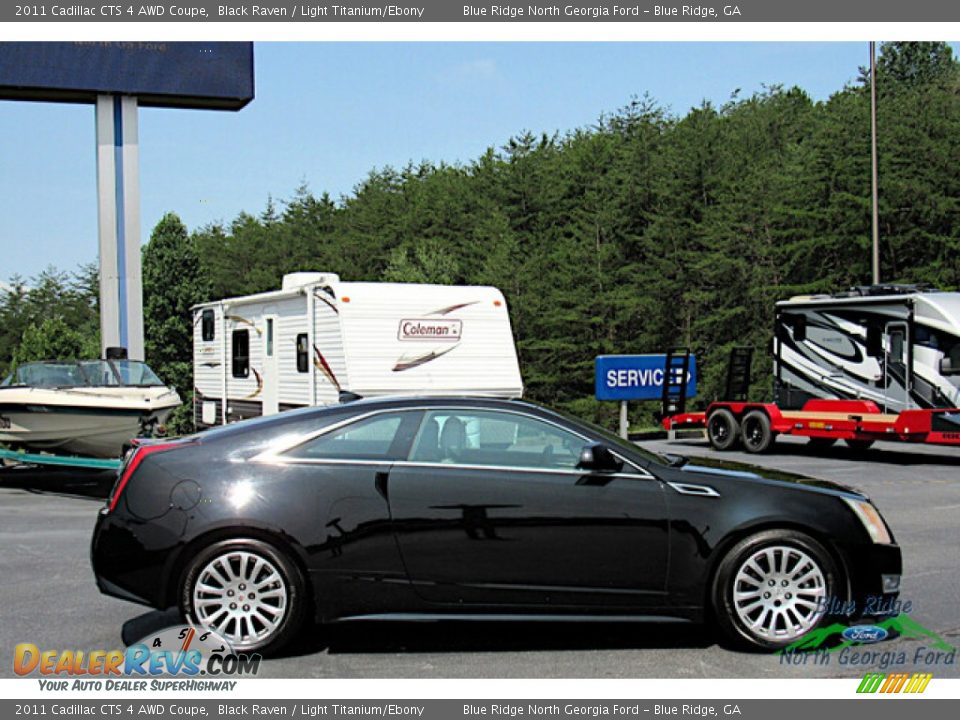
[91,396,902,654]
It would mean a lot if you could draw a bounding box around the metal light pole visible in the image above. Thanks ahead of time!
[870,41,881,286]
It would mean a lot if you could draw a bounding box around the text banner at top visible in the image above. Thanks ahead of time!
[5,1,960,22]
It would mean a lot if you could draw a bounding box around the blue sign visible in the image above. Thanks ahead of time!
[0,42,254,110]
[595,354,697,401]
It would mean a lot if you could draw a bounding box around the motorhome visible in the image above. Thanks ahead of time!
[192,273,523,427]
[773,285,960,413]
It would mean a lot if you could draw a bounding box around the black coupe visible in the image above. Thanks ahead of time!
[91,396,901,654]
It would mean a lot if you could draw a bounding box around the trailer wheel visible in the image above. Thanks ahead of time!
[707,409,740,451]
[808,437,837,448]
[741,410,774,453]
[844,439,875,452]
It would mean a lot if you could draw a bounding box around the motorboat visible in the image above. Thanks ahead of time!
[0,359,181,458]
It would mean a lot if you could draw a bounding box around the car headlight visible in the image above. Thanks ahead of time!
[843,497,893,545]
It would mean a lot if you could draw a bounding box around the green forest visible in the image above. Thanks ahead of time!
[2,42,959,431]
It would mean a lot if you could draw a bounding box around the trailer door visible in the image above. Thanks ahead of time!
[884,321,910,411]
[262,314,280,415]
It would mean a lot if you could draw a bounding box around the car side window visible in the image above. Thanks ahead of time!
[408,410,583,470]
[285,411,421,461]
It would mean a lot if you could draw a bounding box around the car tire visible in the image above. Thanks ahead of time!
[179,538,308,656]
[741,410,774,453]
[712,529,840,651]
[845,439,875,452]
[707,409,740,451]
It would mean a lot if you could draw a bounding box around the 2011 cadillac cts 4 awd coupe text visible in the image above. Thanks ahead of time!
[91,397,902,654]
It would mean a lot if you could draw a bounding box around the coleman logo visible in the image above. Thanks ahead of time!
[398,319,462,342]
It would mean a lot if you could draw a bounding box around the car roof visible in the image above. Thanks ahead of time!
[333,395,567,419]
[338,394,529,409]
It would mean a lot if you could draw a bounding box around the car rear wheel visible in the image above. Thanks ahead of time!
[707,409,740,451]
[179,538,307,655]
[713,529,839,651]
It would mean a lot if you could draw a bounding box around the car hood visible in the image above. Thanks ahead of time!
[673,455,864,498]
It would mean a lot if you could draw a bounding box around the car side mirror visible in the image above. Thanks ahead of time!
[577,443,623,473]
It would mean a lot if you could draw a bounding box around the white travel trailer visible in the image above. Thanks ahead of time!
[191,273,523,427]
[773,285,960,413]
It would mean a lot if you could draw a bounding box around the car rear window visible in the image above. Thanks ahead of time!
[284,411,422,461]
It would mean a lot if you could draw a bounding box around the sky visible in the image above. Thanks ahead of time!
[0,41,955,284]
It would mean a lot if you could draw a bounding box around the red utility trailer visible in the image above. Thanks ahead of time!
[663,398,960,453]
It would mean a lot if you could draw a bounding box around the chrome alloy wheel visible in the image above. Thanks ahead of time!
[732,545,827,641]
[191,550,288,651]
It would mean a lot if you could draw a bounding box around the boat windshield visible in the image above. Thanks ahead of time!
[110,360,165,386]
[3,360,166,388]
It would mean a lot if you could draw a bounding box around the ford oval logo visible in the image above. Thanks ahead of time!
[842,625,889,643]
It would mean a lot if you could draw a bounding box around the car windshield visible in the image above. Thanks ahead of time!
[3,360,165,388]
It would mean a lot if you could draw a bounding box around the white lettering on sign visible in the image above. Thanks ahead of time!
[398,319,463,342]
[605,368,690,388]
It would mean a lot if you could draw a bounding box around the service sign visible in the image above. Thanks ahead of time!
[595,354,697,401]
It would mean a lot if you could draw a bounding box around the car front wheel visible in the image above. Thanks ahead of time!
[712,529,839,650]
[179,538,307,655]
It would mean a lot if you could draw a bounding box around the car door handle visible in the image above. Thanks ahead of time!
[375,471,389,500]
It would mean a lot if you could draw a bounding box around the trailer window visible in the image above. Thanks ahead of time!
[296,334,309,373]
[265,318,275,358]
[888,329,905,363]
[201,309,215,341]
[915,325,943,350]
[232,330,250,378]
[866,325,883,357]
[793,314,807,342]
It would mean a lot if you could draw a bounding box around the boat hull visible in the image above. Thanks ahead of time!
[0,388,181,458]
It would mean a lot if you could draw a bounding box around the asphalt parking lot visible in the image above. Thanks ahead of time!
[1,436,958,679]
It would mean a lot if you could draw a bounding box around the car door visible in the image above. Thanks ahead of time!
[386,408,669,609]
[267,409,423,614]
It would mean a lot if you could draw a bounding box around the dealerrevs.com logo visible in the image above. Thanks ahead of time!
[14,626,260,691]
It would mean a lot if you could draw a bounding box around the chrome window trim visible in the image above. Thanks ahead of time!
[251,404,656,480]
[393,460,652,479]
